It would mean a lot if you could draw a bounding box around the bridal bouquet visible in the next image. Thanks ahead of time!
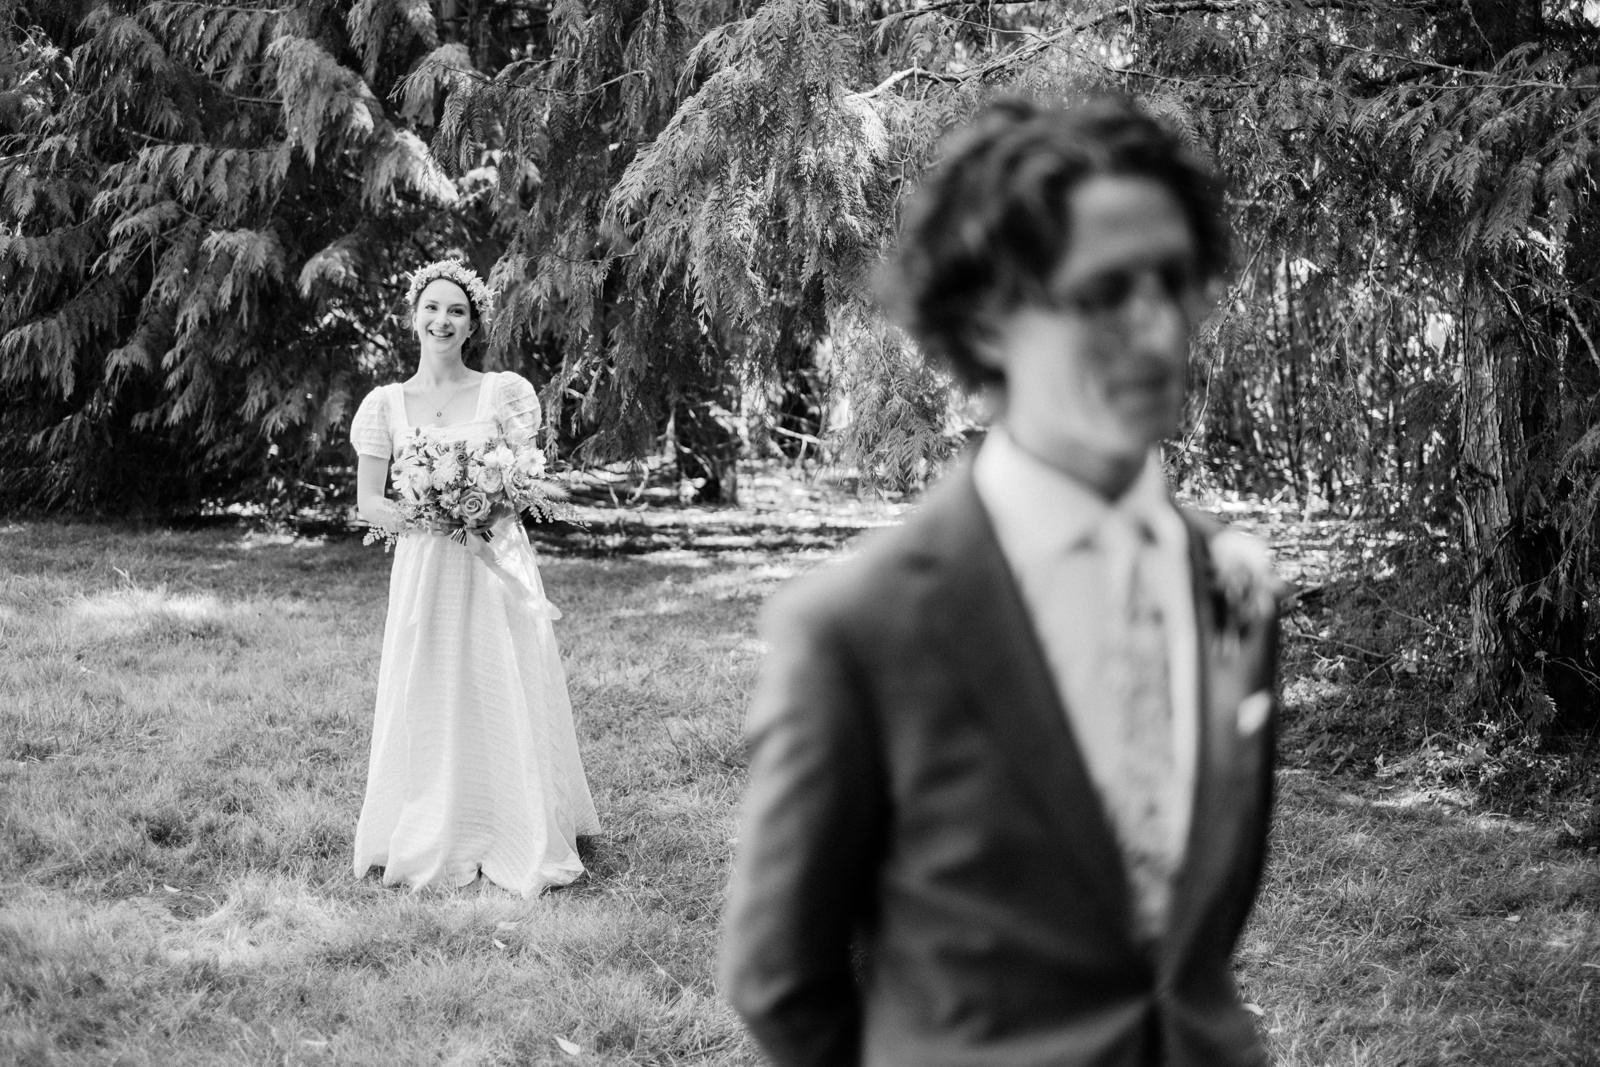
[364,430,573,549]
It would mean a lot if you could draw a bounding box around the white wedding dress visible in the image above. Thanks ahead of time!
[348,371,599,896]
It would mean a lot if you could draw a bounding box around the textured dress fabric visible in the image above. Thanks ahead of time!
[349,371,599,897]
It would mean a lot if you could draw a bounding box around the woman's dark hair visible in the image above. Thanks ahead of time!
[881,94,1229,388]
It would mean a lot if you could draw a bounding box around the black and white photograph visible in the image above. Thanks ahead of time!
[2,1,1597,1064]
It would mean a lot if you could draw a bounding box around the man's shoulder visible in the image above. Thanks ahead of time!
[767,513,937,623]
[1172,500,1227,541]
[765,469,979,631]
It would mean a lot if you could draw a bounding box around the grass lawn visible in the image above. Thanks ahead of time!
[2,507,1597,1065]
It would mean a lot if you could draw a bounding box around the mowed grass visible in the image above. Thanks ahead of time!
[2,519,1597,1065]
[0,521,786,1065]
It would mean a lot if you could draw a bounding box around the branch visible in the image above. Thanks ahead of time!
[871,0,1527,93]
[1319,36,1600,91]
[849,66,962,100]
[548,70,647,97]
[1083,0,1441,22]
[1562,296,1600,377]
[415,62,647,97]
[141,0,291,10]
[944,3,1167,85]
[768,423,827,450]
[874,0,1048,26]
[878,0,1382,30]
[963,0,1386,84]
[214,87,282,107]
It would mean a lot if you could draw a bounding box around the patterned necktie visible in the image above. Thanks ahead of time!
[1101,511,1177,943]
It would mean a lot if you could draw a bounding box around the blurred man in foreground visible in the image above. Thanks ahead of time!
[721,94,1284,1067]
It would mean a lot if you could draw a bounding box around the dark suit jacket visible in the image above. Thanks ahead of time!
[719,463,1279,1067]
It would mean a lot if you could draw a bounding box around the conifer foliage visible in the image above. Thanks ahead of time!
[600,0,924,493]
[0,0,475,513]
[4,0,1597,732]
[1127,0,1600,732]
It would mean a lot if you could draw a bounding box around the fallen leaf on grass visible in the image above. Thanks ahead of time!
[1242,1003,1265,1017]
[556,1036,581,1055]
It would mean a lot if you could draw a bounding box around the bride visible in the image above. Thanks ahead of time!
[347,258,599,896]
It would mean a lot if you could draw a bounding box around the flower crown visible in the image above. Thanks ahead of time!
[405,259,494,319]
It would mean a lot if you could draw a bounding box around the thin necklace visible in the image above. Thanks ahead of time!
[417,376,473,420]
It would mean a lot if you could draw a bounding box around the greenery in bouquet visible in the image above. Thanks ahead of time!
[363,431,574,549]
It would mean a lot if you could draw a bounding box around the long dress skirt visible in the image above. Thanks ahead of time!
[352,517,599,896]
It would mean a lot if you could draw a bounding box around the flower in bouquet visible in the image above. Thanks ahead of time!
[505,444,549,497]
[504,443,574,523]
[430,447,465,492]
[474,442,517,495]
[455,487,493,527]
[392,449,432,504]
[514,445,547,479]
[364,431,576,550]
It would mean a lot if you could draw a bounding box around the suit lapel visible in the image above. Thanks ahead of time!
[920,467,1135,932]
[1167,514,1272,955]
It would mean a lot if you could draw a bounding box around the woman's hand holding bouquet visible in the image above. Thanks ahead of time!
[364,430,572,549]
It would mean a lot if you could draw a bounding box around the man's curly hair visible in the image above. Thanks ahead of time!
[881,94,1229,389]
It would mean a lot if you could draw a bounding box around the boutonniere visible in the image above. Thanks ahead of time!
[1205,529,1285,648]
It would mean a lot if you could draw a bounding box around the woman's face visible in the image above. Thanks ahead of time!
[413,278,475,357]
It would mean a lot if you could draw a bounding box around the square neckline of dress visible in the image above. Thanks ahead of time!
[393,372,493,431]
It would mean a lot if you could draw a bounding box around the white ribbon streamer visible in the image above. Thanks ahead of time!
[461,530,563,621]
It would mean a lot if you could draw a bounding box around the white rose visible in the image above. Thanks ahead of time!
[475,465,505,494]
[457,489,493,525]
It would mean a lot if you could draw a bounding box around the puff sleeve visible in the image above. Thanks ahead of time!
[495,371,543,447]
[350,387,392,460]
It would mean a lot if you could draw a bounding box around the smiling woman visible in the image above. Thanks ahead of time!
[345,259,599,898]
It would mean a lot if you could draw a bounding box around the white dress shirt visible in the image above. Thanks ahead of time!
[974,429,1199,862]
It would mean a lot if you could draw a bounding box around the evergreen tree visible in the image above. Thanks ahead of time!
[1128,0,1600,732]
[6,0,1596,734]
[427,0,1004,501]
[427,0,754,501]
[0,0,487,514]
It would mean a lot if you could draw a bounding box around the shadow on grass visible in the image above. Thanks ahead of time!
[3,513,1597,1065]
[1252,512,1600,817]
[1242,770,1600,1066]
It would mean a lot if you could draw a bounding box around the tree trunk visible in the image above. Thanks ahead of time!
[1548,206,1600,732]
[1458,274,1523,715]
[1446,0,1600,735]
[1458,262,1595,734]
[770,278,828,463]
[672,392,741,505]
